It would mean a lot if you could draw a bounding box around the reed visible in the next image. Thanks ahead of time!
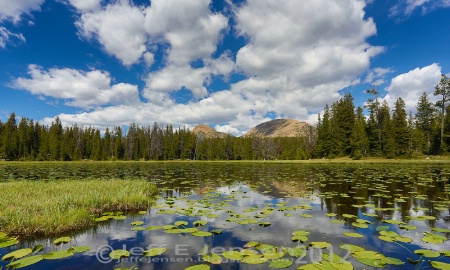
[0,179,157,236]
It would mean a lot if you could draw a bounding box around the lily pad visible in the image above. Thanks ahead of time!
[2,248,32,261]
[109,249,130,259]
[344,232,364,238]
[203,254,221,264]
[269,258,293,268]
[143,248,167,256]
[6,255,43,269]
[184,264,210,270]
[222,251,243,260]
[192,231,213,237]
[43,250,74,260]
[53,237,71,245]
[414,249,440,258]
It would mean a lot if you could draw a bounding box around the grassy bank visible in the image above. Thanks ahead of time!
[0,179,157,236]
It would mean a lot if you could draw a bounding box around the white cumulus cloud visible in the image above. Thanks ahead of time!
[0,0,44,23]
[13,65,140,109]
[76,0,147,66]
[384,63,442,113]
[66,0,101,13]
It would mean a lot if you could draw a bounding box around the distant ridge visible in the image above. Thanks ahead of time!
[243,119,310,138]
[193,124,229,138]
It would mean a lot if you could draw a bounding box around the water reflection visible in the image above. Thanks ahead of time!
[1,163,450,269]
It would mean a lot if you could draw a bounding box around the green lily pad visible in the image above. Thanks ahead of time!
[43,250,74,260]
[6,255,43,269]
[357,258,386,268]
[269,258,293,268]
[203,253,222,264]
[113,215,127,220]
[339,244,365,252]
[380,257,404,265]
[309,242,331,249]
[382,220,405,225]
[146,225,162,230]
[241,254,268,264]
[210,229,223,235]
[399,225,416,230]
[2,248,32,261]
[67,246,90,253]
[222,251,243,260]
[192,231,212,237]
[109,249,130,259]
[430,261,450,269]
[131,221,144,226]
[143,248,167,256]
[53,237,71,245]
[175,221,189,227]
[193,220,207,227]
[0,239,19,249]
[184,264,210,270]
[432,228,450,233]
[286,247,306,257]
[243,241,260,248]
[344,232,364,238]
[414,249,440,258]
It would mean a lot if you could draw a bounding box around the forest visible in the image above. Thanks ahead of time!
[0,74,449,161]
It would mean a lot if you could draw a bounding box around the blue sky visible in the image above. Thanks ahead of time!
[0,0,449,135]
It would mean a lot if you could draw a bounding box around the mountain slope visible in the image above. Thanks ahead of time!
[243,119,310,138]
[193,124,228,138]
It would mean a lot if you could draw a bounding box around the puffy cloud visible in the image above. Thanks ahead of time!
[144,0,228,65]
[13,65,140,109]
[229,0,382,120]
[390,0,450,16]
[76,1,147,66]
[66,0,101,13]
[384,63,442,113]
[31,0,382,134]
[0,26,25,48]
[0,0,44,23]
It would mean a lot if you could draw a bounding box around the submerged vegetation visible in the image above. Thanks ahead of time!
[0,179,157,235]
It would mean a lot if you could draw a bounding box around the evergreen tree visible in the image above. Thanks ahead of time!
[48,117,63,160]
[365,88,382,156]
[1,113,18,160]
[416,92,436,154]
[379,101,396,158]
[392,97,409,156]
[315,105,332,157]
[350,107,369,159]
[334,93,356,156]
[434,74,450,151]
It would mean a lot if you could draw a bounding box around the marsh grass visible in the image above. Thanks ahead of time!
[0,179,157,236]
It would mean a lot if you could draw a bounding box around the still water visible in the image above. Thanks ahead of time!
[1,162,450,269]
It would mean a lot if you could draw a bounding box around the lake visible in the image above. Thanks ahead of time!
[1,162,450,269]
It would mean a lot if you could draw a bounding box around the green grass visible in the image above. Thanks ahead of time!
[0,179,157,236]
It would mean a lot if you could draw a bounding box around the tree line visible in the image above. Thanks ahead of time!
[315,74,450,159]
[0,114,315,161]
[1,74,448,161]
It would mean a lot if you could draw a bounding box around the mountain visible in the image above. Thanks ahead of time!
[243,119,310,138]
[193,124,229,138]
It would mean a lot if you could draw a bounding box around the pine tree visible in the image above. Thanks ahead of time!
[350,107,369,159]
[48,116,63,160]
[434,74,450,151]
[1,113,18,160]
[379,101,396,158]
[416,92,436,154]
[365,88,382,156]
[392,97,409,156]
[315,105,332,158]
[334,93,356,156]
